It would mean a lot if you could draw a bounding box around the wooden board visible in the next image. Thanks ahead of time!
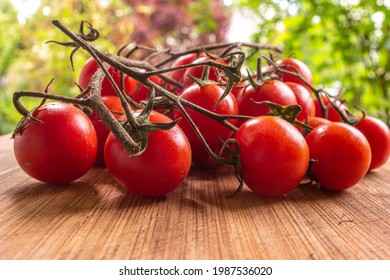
[0,133,389,260]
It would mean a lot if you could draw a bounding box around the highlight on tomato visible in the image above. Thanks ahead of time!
[305,122,371,191]
[234,116,310,196]
[173,82,238,168]
[182,56,228,88]
[13,102,98,184]
[274,57,313,92]
[236,79,297,125]
[104,110,192,197]
[307,116,331,128]
[356,116,390,171]
[285,82,315,122]
[168,52,205,82]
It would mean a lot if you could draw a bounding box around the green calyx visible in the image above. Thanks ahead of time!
[121,89,180,157]
[252,100,313,131]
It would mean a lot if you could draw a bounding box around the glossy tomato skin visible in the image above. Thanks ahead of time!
[236,79,297,125]
[173,84,238,168]
[13,103,97,184]
[305,122,371,190]
[127,75,164,103]
[296,116,331,133]
[307,116,331,128]
[169,53,201,82]
[173,83,238,146]
[78,57,137,96]
[234,116,310,196]
[356,116,390,170]
[298,116,331,132]
[90,96,129,167]
[275,58,313,92]
[104,111,192,197]
[182,56,228,88]
[285,82,315,122]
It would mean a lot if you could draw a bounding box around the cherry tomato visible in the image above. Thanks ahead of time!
[78,57,137,96]
[173,83,238,146]
[296,116,331,133]
[127,75,165,103]
[306,116,331,131]
[285,82,315,122]
[173,83,238,168]
[313,96,347,122]
[182,56,228,88]
[169,53,203,82]
[305,122,371,190]
[230,80,248,99]
[89,95,129,167]
[13,102,97,184]
[165,82,183,96]
[356,116,390,170]
[104,111,192,197]
[234,116,310,196]
[236,79,297,125]
[275,58,313,92]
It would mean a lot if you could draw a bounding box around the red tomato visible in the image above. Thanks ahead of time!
[313,96,347,122]
[173,83,238,146]
[78,57,137,96]
[285,82,315,122]
[104,111,192,197]
[275,58,313,92]
[127,75,165,103]
[13,103,97,184]
[182,56,228,88]
[296,116,331,133]
[305,122,371,190]
[90,96,129,167]
[165,82,183,96]
[236,79,297,125]
[173,83,238,168]
[307,116,331,129]
[234,116,309,196]
[230,80,248,99]
[169,53,202,82]
[356,116,390,170]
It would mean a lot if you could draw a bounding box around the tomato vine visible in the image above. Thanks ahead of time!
[11,20,388,197]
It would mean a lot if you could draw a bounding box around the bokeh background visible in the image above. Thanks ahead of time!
[1,0,389,135]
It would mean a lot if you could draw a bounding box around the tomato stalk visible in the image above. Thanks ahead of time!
[12,20,284,192]
[50,21,246,140]
[260,55,365,126]
[12,74,143,155]
[46,20,100,71]
[153,41,283,69]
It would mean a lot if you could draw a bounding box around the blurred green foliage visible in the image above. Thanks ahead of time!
[0,0,126,135]
[237,0,390,124]
[1,0,389,135]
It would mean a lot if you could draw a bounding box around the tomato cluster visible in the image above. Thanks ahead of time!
[12,40,390,198]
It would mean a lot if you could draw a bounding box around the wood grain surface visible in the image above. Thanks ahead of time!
[0,133,389,260]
